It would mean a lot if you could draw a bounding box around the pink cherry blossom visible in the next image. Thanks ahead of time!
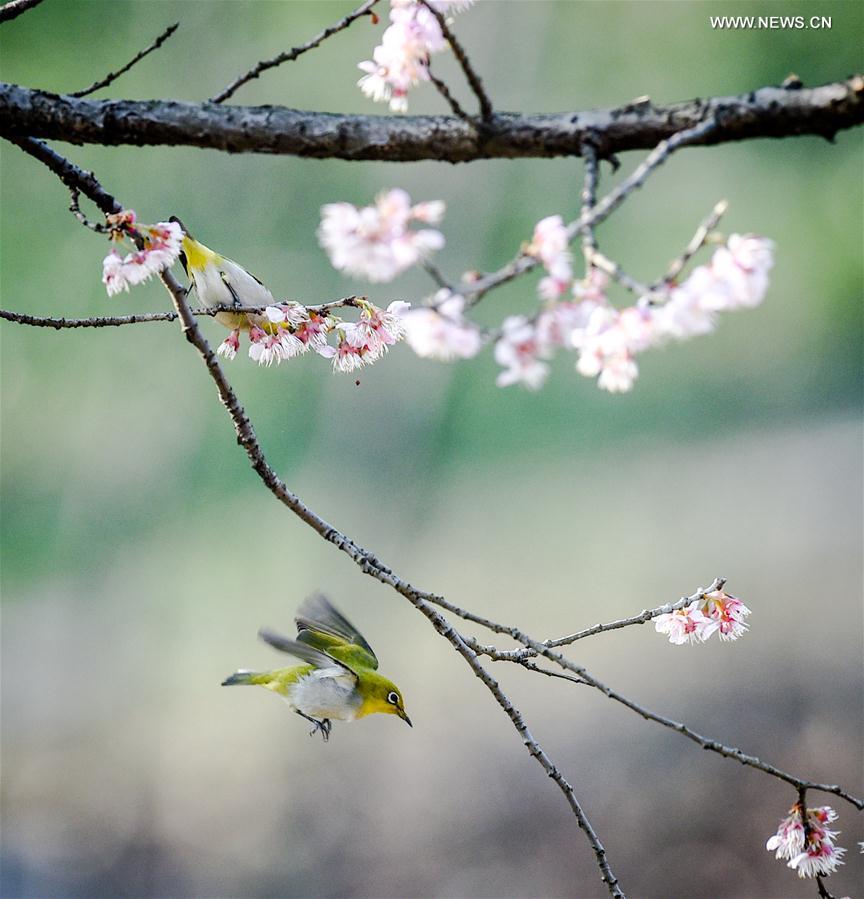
[216,329,241,361]
[101,218,183,296]
[318,189,445,283]
[358,1,468,112]
[402,290,482,361]
[700,589,751,641]
[355,300,410,355]
[767,804,846,879]
[528,215,574,300]
[575,305,653,394]
[654,600,714,645]
[494,316,550,390]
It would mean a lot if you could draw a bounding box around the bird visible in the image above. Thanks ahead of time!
[222,594,412,740]
[169,216,274,331]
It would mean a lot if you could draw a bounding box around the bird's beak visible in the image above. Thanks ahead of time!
[397,708,413,727]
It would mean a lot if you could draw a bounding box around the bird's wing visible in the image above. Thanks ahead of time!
[295,593,379,671]
[258,628,357,685]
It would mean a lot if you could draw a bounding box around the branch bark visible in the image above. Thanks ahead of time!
[1,76,861,161]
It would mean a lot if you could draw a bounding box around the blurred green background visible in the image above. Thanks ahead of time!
[1,1,862,897]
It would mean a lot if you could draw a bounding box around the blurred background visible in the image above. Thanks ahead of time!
[2,1,862,897]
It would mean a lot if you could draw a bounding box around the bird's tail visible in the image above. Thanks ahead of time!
[221,669,267,686]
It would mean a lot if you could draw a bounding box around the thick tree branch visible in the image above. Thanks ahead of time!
[1,77,860,161]
[0,0,45,23]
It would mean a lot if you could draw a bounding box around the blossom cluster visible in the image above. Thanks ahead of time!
[766,804,847,879]
[319,189,445,283]
[101,211,182,297]
[219,299,411,373]
[654,589,751,645]
[358,0,473,113]
[491,217,774,392]
[401,288,482,361]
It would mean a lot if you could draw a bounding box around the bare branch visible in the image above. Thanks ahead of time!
[68,187,108,233]
[7,136,121,215]
[580,143,599,270]
[210,0,380,104]
[0,298,373,330]
[70,23,179,98]
[2,77,861,161]
[420,259,454,292]
[585,248,654,297]
[473,631,864,812]
[0,0,45,23]
[0,309,178,329]
[426,63,472,121]
[653,199,729,288]
[418,0,493,122]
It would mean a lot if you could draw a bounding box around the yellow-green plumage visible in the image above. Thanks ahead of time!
[222,594,411,739]
[169,216,275,331]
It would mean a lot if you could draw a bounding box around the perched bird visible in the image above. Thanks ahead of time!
[222,594,412,740]
[169,216,274,330]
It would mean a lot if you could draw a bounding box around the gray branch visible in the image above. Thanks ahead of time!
[0,0,45,23]
[1,76,861,161]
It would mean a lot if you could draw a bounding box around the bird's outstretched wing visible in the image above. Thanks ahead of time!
[258,628,357,684]
[295,593,379,672]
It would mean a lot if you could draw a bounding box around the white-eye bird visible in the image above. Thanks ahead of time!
[222,594,412,741]
[169,216,274,331]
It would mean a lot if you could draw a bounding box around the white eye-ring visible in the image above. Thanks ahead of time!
[387,691,399,705]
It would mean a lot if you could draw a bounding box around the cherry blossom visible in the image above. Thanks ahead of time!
[494,316,550,390]
[655,588,751,646]
[319,189,445,283]
[700,589,751,641]
[357,1,472,113]
[766,804,846,879]
[402,290,483,361]
[654,600,714,645]
[216,329,241,361]
[101,216,183,297]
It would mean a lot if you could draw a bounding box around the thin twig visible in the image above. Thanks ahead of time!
[68,188,107,233]
[0,298,373,331]
[210,0,380,104]
[418,0,493,122]
[653,199,729,288]
[580,144,599,271]
[474,631,864,812]
[462,578,727,663]
[70,23,179,98]
[461,119,719,306]
[585,248,655,297]
[420,259,454,292]
[427,63,472,121]
[0,0,45,23]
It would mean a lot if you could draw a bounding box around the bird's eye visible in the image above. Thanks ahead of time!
[387,691,399,705]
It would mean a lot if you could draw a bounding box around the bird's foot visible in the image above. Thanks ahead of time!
[296,711,332,742]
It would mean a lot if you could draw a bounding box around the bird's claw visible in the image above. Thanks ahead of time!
[296,710,332,742]
[308,718,332,742]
